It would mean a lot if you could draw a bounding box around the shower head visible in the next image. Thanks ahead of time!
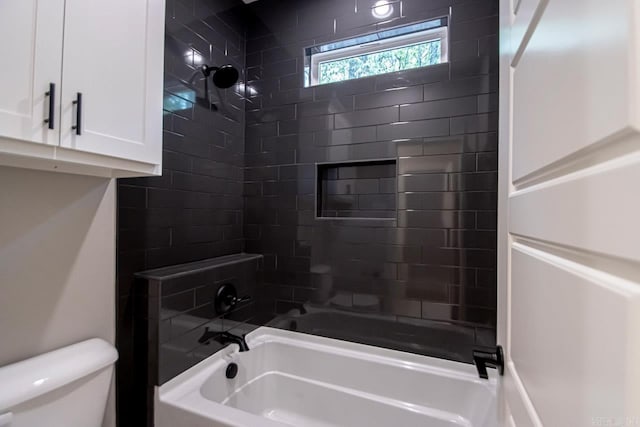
[201,64,239,89]
[212,65,239,89]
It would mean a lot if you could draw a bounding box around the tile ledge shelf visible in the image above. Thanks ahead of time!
[135,253,263,281]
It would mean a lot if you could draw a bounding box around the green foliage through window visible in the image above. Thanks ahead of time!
[318,39,442,85]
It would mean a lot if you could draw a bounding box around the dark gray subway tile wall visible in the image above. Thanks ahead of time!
[116,0,247,425]
[116,0,498,424]
[244,0,498,361]
[318,161,397,218]
[136,254,264,386]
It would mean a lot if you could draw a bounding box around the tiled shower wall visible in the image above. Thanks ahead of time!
[117,0,499,423]
[317,161,398,219]
[116,0,246,424]
[244,0,498,360]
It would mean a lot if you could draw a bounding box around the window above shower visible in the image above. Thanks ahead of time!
[304,17,449,87]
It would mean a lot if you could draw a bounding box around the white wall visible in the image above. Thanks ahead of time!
[0,165,116,425]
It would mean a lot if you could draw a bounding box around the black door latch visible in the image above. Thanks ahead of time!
[472,345,504,379]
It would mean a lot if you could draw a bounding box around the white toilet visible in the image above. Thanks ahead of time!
[0,339,118,427]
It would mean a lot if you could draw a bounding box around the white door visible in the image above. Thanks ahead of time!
[498,0,640,425]
[59,0,164,165]
[0,0,64,146]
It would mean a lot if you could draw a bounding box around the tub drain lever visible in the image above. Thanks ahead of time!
[472,346,504,379]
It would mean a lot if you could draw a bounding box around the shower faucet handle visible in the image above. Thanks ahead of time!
[214,283,251,315]
[226,294,251,305]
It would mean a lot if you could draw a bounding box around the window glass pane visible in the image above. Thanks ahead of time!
[313,17,447,54]
[318,39,442,85]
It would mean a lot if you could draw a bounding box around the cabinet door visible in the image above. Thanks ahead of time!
[0,0,64,146]
[59,0,164,165]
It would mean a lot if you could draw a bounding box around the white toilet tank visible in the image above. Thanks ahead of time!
[0,339,118,427]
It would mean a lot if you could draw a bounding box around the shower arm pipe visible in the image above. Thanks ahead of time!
[187,64,219,82]
[203,72,211,104]
[201,65,218,104]
[186,65,219,105]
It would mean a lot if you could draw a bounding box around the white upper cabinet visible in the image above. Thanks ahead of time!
[0,0,165,177]
[60,0,164,166]
[0,0,64,146]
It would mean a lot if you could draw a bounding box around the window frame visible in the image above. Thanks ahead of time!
[306,22,449,87]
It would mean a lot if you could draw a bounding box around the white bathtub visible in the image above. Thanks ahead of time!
[155,327,498,427]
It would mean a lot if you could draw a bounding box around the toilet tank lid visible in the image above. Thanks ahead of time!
[0,338,118,412]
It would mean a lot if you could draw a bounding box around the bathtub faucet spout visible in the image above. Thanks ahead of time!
[472,345,504,379]
[198,328,250,352]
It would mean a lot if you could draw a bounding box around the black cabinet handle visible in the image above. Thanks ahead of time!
[72,92,82,135]
[44,83,55,130]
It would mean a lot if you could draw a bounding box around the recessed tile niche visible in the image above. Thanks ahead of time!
[316,159,397,220]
